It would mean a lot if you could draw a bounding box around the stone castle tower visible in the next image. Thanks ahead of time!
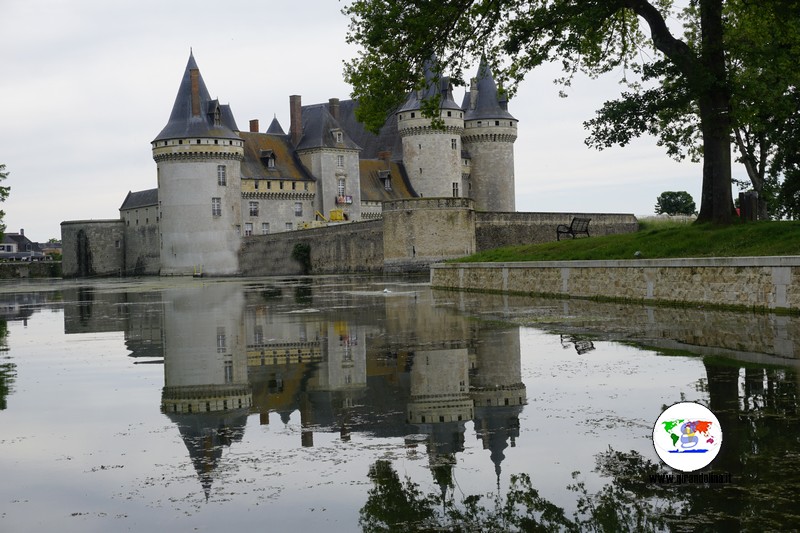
[462,59,518,212]
[396,59,517,211]
[396,60,466,200]
[151,53,244,276]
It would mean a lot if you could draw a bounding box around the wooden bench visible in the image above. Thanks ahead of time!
[557,217,591,241]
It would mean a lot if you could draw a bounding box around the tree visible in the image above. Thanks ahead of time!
[344,0,740,224]
[0,164,9,240]
[584,0,800,220]
[655,190,696,215]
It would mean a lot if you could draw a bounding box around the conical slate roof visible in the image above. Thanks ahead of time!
[266,116,285,135]
[153,53,240,142]
[462,58,516,121]
[398,57,461,113]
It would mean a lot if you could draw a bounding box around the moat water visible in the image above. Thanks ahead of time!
[1,276,798,531]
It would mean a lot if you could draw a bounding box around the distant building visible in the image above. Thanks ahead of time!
[0,229,46,261]
[62,52,517,276]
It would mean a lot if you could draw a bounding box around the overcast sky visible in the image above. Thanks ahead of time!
[2,0,726,242]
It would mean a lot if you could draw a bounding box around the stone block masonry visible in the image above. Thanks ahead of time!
[431,256,800,312]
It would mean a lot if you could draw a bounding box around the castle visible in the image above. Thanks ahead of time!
[61,52,517,277]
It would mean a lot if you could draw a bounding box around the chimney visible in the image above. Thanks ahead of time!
[328,98,340,121]
[289,95,302,147]
[20,228,24,236]
[249,119,260,133]
[190,69,201,117]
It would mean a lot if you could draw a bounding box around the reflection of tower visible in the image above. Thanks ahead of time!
[470,326,526,478]
[406,348,473,499]
[160,283,252,498]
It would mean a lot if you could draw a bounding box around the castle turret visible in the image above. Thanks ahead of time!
[152,52,244,275]
[397,59,465,199]
[461,59,518,212]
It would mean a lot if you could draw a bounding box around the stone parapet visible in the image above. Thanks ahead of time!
[431,256,800,312]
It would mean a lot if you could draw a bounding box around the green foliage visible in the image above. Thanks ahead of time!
[585,0,800,219]
[453,220,800,262]
[291,242,311,275]
[344,0,742,223]
[655,191,696,215]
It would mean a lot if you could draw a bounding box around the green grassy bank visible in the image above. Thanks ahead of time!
[455,220,800,263]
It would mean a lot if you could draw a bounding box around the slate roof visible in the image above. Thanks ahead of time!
[2,233,41,253]
[266,116,285,135]
[120,189,158,211]
[334,99,404,161]
[359,159,417,203]
[398,58,461,113]
[153,53,240,142]
[239,132,315,182]
[296,104,361,152]
[462,59,516,121]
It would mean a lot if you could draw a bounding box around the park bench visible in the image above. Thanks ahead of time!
[556,217,591,241]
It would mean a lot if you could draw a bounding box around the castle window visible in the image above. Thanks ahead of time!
[452,182,459,197]
[214,139,218,145]
[261,222,270,235]
[451,138,457,150]
[267,157,275,168]
[224,361,233,384]
[217,327,226,353]
[337,178,346,196]
[217,165,227,186]
[337,155,345,168]
[411,112,415,118]
[211,197,222,216]
[267,181,272,190]
[304,182,309,191]
[245,223,253,236]
[292,182,296,190]
[115,240,121,249]
[294,202,303,217]
[495,120,500,126]
[447,111,452,117]
[285,222,293,231]
[197,139,201,144]
[178,140,183,145]
[334,130,343,143]
[477,121,482,127]
[249,201,259,217]
[255,180,259,190]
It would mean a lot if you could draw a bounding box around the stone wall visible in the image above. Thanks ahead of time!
[239,219,383,276]
[61,220,125,278]
[383,198,476,272]
[0,261,62,279]
[125,222,160,275]
[475,212,638,251]
[431,256,800,312]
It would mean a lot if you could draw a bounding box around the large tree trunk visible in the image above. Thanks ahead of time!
[695,0,734,223]
[630,0,734,224]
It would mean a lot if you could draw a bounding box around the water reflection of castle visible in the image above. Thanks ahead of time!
[62,280,526,493]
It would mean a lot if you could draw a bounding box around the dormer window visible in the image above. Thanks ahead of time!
[378,170,392,191]
[214,107,221,126]
[332,129,344,143]
[260,149,276,169]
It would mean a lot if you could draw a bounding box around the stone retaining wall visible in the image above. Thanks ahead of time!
[239,219,383,276]
[0,261,62,279]
[431,256,800,312]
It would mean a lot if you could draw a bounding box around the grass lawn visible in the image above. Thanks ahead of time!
[453,219,800,262]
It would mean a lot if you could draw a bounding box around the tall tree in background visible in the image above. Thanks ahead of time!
[655,190,696,215]
[344,0,786,224]
[0,164,9,240]
[585,0,800,219]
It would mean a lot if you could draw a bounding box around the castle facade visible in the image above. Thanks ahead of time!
[62,53,517,277]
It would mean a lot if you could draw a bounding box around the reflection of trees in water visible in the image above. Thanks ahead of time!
[0,319,14,410]
[360,359,800,532]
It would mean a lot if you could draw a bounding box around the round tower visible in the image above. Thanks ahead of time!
[461,60,518,212]
[397,61,465,199]
[152,53,244,276]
